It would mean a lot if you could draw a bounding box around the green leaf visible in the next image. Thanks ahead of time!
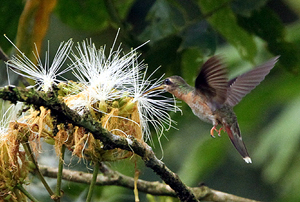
[55,0,109,31]
[179,21,217,56]
[230,0,268,17]
[180,22,217,84]
[169,0,202,22]
[197,0,257,62]
[178,136,226,185]
[237,7,284,42]
[143,34,182,76]
[138,0,183,44]
[280,152,300,201]
[237,6,300,73]
[253,95,300,183]
[268,41,300,73]
[114,0,135,19]
[0,0,24,52]
[181,48,203,85]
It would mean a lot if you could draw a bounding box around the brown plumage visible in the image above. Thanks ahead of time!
[150,56,279,163]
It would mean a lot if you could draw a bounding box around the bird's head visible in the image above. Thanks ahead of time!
[143,76,188,95]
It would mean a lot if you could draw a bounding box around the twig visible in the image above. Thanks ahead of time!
[0,47,9,62]
[55,145,66,201]
[39,165,260,202]
[86,162,100,202]
[22,142,56,200]
[16,183,39,202]
[134,162,140,202]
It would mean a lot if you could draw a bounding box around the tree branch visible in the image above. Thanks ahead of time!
[0,86,261,202]
[39,164,260,202]
[0,86,198,202]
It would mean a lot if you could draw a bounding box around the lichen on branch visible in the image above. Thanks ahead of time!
[0,85,198,202]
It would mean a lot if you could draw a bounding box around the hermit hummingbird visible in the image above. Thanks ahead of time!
[146,56,279,163]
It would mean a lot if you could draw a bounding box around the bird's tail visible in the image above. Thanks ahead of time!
[224,122,252,163]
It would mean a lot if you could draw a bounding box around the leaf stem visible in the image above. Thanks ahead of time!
[86,162,99,202]
[0,46,9,62]
[55,144,66,200]
[16,184,39,202]
[23,142,56,200]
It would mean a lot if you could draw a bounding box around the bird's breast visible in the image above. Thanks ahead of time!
[181,92,216,124]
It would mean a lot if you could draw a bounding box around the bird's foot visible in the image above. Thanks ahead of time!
[210,126,223,138]
[210,126,216,138]
[217,127,223,137]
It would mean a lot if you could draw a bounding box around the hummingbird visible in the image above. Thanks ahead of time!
[146,56,279,163]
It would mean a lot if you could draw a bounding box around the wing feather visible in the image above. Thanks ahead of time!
[195,56,228,110]
[226,56,279,107]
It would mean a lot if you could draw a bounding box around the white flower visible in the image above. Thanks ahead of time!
[129,64,181,143]
[66,36,181,143]
[5,31,180,144]
[5,36,73,92]
[0,102,24,141]
[71,40,135,103]
[67,33,145,114]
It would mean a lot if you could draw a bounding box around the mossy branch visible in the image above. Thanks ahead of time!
[39,164,260,202]
[0,85,198,202]
[0,86,260,202]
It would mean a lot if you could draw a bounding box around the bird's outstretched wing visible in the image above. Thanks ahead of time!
[195,56,228,110]
[226,56,280,107]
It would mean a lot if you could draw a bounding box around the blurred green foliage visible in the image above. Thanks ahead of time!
[1,0,300,201]
[0,0,23,51]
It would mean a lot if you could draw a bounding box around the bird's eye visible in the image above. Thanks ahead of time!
[164,78,172,85]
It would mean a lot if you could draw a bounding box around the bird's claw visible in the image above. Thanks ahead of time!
[210,126,223,138]
[217,127,223,137]
[210,126,216,138]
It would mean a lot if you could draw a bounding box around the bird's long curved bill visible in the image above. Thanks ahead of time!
[142,85,164,95]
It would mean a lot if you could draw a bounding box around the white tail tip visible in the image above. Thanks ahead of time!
[244,157,252,163]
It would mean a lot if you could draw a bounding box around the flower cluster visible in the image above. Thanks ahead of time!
[0,102,32,200]
[3,35,180,161]
[0,34,181,198]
